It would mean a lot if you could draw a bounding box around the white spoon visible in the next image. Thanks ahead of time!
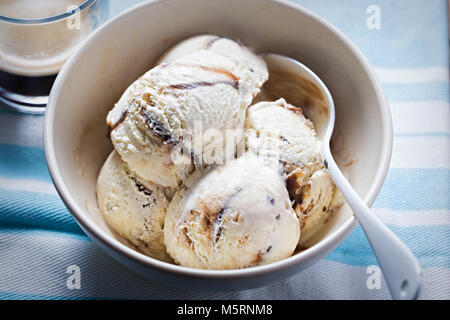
[263,54,421,300]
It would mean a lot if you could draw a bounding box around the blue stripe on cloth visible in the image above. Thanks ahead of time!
[0,144,51,182]
[0,291,101,300]
[327,224,450,268]
[292,0,449,69]
[382,82,450,102]
[374,169,450,211]
[0,189,83,234]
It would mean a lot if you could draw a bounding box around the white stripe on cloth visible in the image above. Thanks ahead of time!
[390,102,450,135]
[374,208,450,227]
[0,177,57,195]
[391,136,450,169]
[375,67,449,83]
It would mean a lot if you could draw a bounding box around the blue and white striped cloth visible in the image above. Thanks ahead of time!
[0,0,449,299]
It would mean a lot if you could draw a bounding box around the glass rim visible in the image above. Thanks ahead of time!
[0,0,97,25]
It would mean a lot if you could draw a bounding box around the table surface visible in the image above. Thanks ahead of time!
[0,0,449,300]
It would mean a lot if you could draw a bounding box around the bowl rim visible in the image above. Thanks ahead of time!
[44,0,393,279]
[0,0,96,25]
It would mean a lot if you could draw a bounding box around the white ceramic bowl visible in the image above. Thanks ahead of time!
[44,0,392,290]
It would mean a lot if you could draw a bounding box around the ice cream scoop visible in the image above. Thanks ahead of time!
[157,35,266,80]
[263,54,421,300]
[96,151,172,262]
[107,37,268,187]
[245,98,321,169]
[164,153,300,270]
[245,98,338,245]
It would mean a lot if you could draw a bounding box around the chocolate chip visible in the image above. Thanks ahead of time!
[214,207,225,243]
[135,182,152,196]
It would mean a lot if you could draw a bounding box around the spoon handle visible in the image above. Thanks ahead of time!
[324,155,421,300]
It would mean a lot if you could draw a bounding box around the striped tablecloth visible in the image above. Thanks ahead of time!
[0,0,449,299]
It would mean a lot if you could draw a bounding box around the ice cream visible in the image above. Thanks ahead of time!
[96,151,172,262]
[97,35,341,268]
[107,36,268,187]
[164,153,300,269]
[245,98,339,245]
[294,169,342,244]
[158,35,267,81]
[156,35,220,64]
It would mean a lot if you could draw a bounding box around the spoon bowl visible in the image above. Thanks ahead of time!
[264,53,422,300]
[261,54,334,142]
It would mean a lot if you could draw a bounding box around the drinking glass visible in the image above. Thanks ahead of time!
[0,0,109,114]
